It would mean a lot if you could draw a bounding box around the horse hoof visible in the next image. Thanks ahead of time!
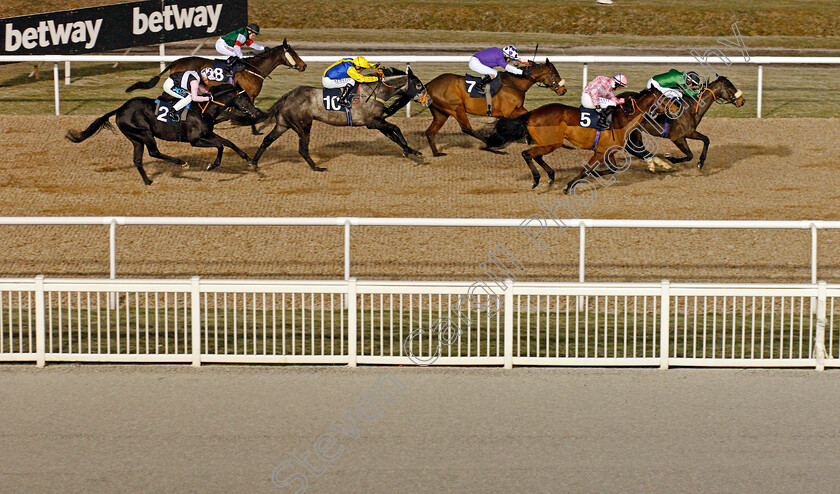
[182,163,190,169]
[314,167,327,172]
[697,162,705,170]
[207,163,220,171]
[433,152,447,157]
[563,187,570,195]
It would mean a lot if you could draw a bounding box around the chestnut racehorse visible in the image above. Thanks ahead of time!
[406,59,566,156]
[485,91,679,192]
[125,39,306,133]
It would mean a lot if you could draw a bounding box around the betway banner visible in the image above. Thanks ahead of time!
[1,0,248,55]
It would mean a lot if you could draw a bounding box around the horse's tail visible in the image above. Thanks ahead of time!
[125,61,176,92]
[65,109,118,143]
[485,112,532,148]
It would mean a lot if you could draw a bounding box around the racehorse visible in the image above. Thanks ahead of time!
[384,59,566,156]
[246,67,431,171]
[66,84,262,186]
[125,39,306,134]
[623,76,746,171]
[485,91,679,192]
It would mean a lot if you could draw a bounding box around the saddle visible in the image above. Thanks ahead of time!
[154,99,189,126]
[465,74,502,98]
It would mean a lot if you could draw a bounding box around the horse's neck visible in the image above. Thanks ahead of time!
[249,50,282,73]
[502,73,534,92]
[372,78,407,101]
[691,87,718,120]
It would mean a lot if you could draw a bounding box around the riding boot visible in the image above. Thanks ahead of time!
[475,74,492,94]
[595,107,612,130]
[338,83,356,108]
[168,107,180,122]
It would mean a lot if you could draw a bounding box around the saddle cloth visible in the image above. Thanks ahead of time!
[154,99,190,126]
[578,107,601,129]
[200,60,235,85]
[465,74,502,98]
[322,86,361,111]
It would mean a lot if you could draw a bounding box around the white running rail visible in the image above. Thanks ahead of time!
[2,54,838,117]
[0,276,835,369]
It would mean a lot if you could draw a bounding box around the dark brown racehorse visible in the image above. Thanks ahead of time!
[125,39,306,133]
[623,76,746,171]
[486,91,679,192]
[384,59,566,156]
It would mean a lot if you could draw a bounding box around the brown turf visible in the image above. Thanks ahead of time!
[1,115,839,283]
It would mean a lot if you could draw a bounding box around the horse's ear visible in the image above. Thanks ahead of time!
[407,66,413,75]
[545,58,550,64]
[283,38,288,46]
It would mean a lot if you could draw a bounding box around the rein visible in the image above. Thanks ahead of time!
[695,88,717,113]
[198,90,246,114]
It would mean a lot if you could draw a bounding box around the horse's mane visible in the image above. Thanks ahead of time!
[380,67,406,77]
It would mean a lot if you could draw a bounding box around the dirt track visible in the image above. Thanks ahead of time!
[1,115,840,282]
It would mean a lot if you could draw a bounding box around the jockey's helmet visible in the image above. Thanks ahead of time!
[502,45,520,60]
[613,73,628,87]
[685,71,702,89]
[246,24,260,35]
[352,56,373,69]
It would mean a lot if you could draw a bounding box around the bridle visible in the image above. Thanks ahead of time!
[529,64,566,93]
[372,69,429,105]
[694,84,742,112]
[198,89,251,114]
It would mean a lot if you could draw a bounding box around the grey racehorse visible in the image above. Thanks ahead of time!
[247,67,431,171]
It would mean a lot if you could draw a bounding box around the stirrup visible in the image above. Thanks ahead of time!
[169,109,180,122]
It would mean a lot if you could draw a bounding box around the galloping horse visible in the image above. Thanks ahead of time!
[486,91,679,192]
[385,59,566,156]
[66,84,262,185]
[624,76,746,171]
[125,39,306,134]
[247,67,431,171]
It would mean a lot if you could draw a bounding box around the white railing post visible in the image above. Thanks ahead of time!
[191,276,201,367]
[815,280,827,371]
[582,63,588,89]
[53,63,60,115]
[344,219,351,281]
[347,278,357,367]
[64,61,71,85]
[579,222,586,283]
[811,223,818,284]
[406,63,411,118]
[109,218,117,309]
[35,275,46,368]
[756,65,763,119]
[659,279,670,370]
[504,279,513,369]
[159,44,166,72]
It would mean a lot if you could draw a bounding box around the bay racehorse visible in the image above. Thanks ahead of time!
[416,59,566,156]
[125,39,306,134]
[66,84,262,185]
[246,67,431,171]
[623,76,746,171]
[485,91,679,192]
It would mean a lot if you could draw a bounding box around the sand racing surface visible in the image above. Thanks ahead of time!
[1,115,840,282]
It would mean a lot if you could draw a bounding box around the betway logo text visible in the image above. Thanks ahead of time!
[5,20,102,51]
[133,4,222,35]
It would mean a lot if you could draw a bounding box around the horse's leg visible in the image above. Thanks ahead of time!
[368,117,421,157]
[452,107,481,141]
[522,144,559,188]
[426,106,451,157]
[130,139,153,186]
[145,138,186,166]
[687,130,710,169]
[249,121,291,169]
[293,122,326,172]
[251,124,262,136]
[191,134,251,171]
[564,153,603,195]
[666,136,694,164]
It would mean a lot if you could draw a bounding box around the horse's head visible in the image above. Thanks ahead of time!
[527,58,567,96]
[210,83,263,119]
[404,67,431,107]
[711,76,745,108]
[379,67,432,107]
[264,38,306,72]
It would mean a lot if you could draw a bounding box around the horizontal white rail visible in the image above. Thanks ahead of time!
[0,217,831,284]
[0,277,834,369]
[6,54,838,117]
[3,55,840,64]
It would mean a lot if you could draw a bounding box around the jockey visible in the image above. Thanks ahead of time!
[469,45,524,93]
[581,73,627,129]
[215,24,265,64]
[162,70,211,122]
[322,56,381,108]
[647,69,702,100]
